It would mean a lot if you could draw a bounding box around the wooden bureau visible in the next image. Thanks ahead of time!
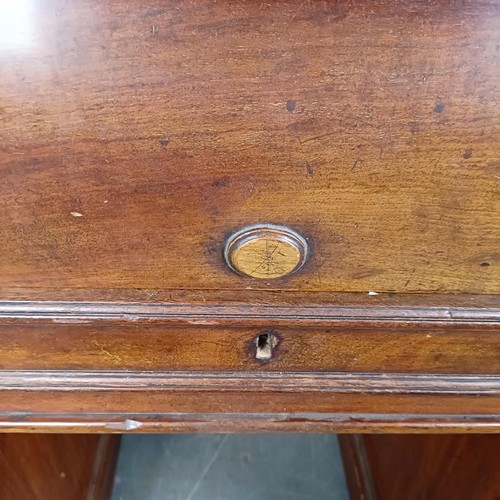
[0,0,499,434]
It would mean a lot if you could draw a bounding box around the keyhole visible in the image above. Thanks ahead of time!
[255,332,278,361]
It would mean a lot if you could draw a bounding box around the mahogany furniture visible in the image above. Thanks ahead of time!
[0,434,119,500]
[339,434,500,500]
[0,0,498,433]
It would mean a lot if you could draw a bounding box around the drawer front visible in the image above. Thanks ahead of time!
[1,0,499,294]
[0,293,499,432]
[1,321,499,374]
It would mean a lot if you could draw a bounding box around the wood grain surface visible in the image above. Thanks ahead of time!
[340,434,500,500]
[0,322,498,373]
[0,292,498,431]
[2,380,500,433]
[1,0,499,293]
[0,293,497,373]
[0,0,499,433]
[0,434,120,500]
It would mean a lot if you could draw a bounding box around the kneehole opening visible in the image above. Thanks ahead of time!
[255,332,278,361]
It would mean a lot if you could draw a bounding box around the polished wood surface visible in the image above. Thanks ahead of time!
[340,434,500,500]
[1,322,499,373]
[339,435,377,500]
[0,434,120,500]
[1,291,497,373]
[2,373,500,433]
[1,0,499,293]
[0,291,498,431]
[0,0,499,432]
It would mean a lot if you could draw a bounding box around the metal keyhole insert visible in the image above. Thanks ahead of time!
[255,332,278,361]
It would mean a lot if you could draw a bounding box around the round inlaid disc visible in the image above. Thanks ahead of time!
[224,225,308,279]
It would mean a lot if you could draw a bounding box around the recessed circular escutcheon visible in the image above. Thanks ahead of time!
[224,224,308,279]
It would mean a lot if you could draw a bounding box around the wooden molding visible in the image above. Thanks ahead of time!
[1,370,500,394]
[1,413,499,434]
[0,292,498,432]
[0,295,498,327]
[1,370,500,432]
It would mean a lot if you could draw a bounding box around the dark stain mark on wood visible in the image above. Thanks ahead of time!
[159,137,170,147]
[480,262,490,267]
[434,103,445,113]
[303,5,348,24]
[463,149,473,159]
[211,176,230,188]
[286,100,296,112]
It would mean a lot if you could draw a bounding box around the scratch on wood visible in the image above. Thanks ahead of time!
[299,132,336,145]
[52,318,91,324]
[105,419,142,431]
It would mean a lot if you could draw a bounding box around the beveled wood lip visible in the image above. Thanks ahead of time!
[2,370,500,394]
[1,413,499,434]
[0,300,498,325]
[1,289,498,306]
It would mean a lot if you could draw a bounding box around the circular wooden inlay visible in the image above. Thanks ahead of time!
[224,225,308,279]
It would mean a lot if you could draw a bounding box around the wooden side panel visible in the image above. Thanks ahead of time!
[0,434,120,500]
[0,0,499,293]
[341,434,500,500]
[338,435,377,500]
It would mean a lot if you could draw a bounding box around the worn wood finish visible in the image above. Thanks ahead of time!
[0,294,498,430]
[0,434,120,500]
[1,289,499,308]
[0,370,499,433]
[3,370,500,393]
[2,414,500,434]
[0,322,499,373]
[0,294,498,373]
[341,434,500,500]
[1,0,499,293]
[1,0,499,433]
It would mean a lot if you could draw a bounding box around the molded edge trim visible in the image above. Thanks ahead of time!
[0,412,499,434]
[1,370,500,394]
[0,300,499,326]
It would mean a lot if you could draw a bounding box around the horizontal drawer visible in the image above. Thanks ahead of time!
[1,294,499,432]
[1,322,498,374]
